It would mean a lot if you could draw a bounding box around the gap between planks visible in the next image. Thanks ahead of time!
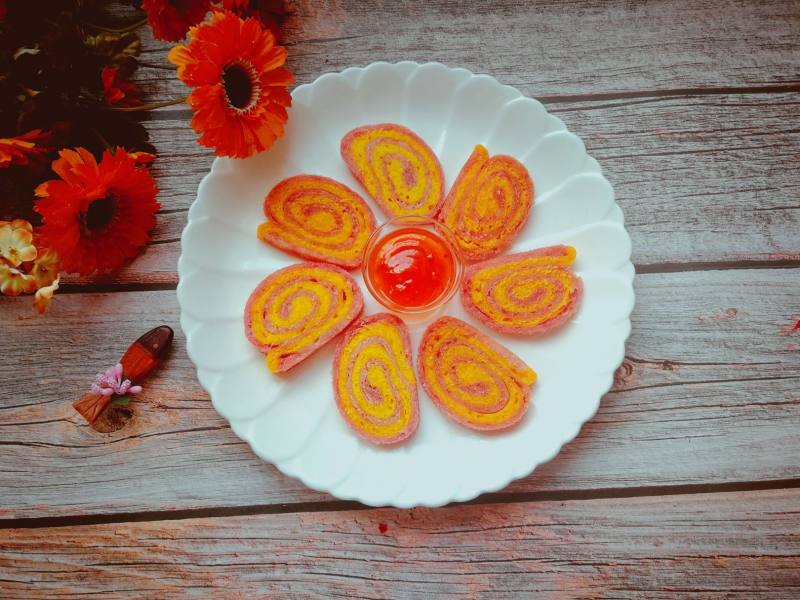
[142,82,800,122]
[58,262,800,295]
[3,477,800,531]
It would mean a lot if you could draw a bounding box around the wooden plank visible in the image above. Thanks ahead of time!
[133,0,800,101]
[1,269,798,518]
[60,90,800,286]
[1,488,799,598]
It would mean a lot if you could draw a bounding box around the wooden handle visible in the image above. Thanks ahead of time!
[120,325,174,380]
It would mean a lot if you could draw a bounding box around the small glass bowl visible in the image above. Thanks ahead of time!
[362,216,463,317]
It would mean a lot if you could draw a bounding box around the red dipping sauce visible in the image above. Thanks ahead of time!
[365,226,458,312]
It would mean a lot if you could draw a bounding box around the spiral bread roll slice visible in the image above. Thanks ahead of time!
[461,245,583,336]
[333,313,419,445]
[340,123,445,218]
[418,317,537,431]
[436,144,533,262]
[257,175,376,270]
[244,263,363,373]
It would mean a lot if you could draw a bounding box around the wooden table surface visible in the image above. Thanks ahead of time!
[2,1,799,597]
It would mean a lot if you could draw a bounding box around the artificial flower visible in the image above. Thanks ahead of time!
[220,0,285,39]
[142,0,212,41]
[0,219,61,310]
[33,276,59,314]
[28,245,59,288]
[84,31,142,67]
[168,10,293,158]
[0,219,37,266]
[0,129,52,168]
[28,246,60,313]
[34,147,160,275]
[0,262,36,295]
[91,363,143,397]
[129,150,157,165]
[101,66,142,107]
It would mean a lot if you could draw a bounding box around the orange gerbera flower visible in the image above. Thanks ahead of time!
[34,147,160,275]
[142,0,212,41]
[168,10,293,158]
[0,129,52,168]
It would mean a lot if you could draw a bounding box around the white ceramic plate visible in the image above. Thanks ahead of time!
[178,61,634,507]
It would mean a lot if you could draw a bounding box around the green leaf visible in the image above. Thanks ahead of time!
[110,395,131,407]
[84,32,141,66]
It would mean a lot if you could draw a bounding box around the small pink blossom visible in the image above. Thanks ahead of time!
[91,363,143,397]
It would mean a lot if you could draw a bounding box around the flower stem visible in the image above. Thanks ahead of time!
[106,97,188,112]
[92,128,112,151]
[84,16,149,34]
[136,61,175,71]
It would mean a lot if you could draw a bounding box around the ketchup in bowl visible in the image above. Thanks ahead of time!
[364,219,462,314]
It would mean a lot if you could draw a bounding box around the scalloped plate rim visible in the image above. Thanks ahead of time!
[177,60,635,508]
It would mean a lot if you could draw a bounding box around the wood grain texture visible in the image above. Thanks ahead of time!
[1,0,798,593]
[59,89,800,287]
[2,488,799,598]
[65,0,800,286]
[2,269,798,518]
[134,0,800,101]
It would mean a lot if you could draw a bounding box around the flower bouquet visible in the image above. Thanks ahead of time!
[0,0,292,312]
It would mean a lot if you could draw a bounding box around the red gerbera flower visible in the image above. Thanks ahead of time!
[221,0,285,39]
[142,0,212,41]
[101,66,143,107]
[168,10,293,158]
[34,148,160,275]
[0,129,53,168]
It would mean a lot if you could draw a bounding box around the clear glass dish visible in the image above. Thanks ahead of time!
[361,216,463,317]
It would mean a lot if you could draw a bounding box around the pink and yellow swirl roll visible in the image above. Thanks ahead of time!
[340,123,444,218]
[418,317,536,431]
[436,144,533,262]
[333,313,419,445]
[257,175,375,270]
[244,263,363,373]
[461,245,582,336]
